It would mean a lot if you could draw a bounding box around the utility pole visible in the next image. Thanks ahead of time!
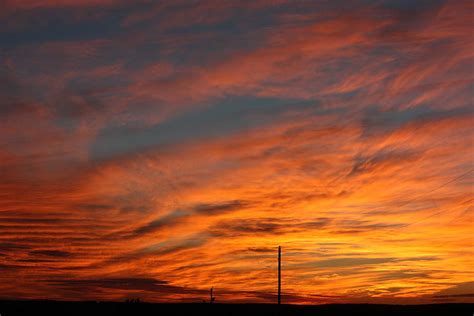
[210,287,215,304]
[278,245,281,305]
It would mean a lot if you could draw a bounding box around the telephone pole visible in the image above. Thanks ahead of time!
[210,287,214,303]
[278,245,281,305]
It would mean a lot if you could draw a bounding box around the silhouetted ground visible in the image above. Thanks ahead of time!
[0,300,472,316]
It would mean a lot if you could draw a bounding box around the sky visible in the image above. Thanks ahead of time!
[0,0,473,305]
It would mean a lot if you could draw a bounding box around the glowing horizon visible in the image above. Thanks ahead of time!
[0,0,473,304]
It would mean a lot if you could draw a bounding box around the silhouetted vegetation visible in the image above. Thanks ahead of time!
[0,300,472,316]
[124,298,141,304]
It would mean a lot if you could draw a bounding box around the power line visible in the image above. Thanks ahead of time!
[391,168,473,228]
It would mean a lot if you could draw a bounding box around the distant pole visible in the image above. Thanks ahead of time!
[278,245,281,305]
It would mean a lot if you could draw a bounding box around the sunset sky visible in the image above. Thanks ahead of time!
[0,0,473,304]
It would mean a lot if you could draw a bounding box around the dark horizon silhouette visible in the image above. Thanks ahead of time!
[1,300,473,316]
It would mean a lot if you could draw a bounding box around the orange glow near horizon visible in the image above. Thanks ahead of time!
[0,0,473,304]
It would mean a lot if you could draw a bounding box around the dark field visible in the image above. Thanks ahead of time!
[0,301,472,316]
